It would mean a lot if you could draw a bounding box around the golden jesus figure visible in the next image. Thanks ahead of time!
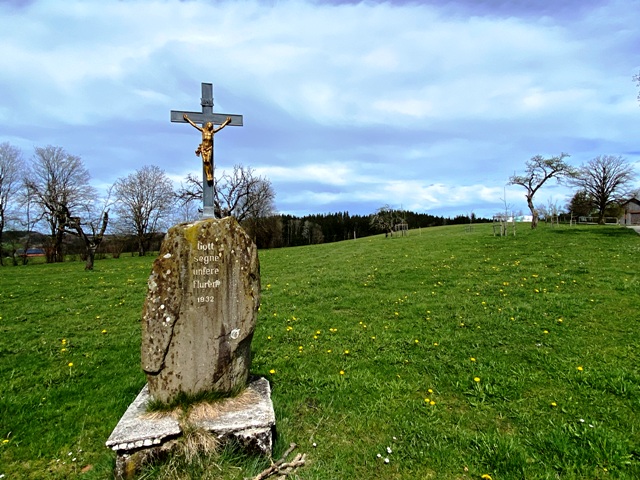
[183,113,232,182]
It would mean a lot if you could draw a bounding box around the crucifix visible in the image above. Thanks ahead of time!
[171,82,243,218]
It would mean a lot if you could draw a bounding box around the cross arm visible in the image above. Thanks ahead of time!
[170,111,243,126]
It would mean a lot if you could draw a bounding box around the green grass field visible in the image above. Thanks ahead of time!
[1,223,639,479]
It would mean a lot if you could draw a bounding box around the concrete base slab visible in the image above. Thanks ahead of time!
[106,377,275,479]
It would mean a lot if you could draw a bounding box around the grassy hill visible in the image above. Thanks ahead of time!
[1,223,639,479]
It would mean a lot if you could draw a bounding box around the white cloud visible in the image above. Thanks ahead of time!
[258,163,354,186]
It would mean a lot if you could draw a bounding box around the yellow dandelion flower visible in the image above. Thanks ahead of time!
[428,388,433,393]
[430,401,436,406]
[269,369,276,374]
[577,366,583,371]
[101,329,107,334]
[481,475,493,480]
[474,377,481,382]
[339,370,345,375]
[68,362,73,367]
[415,339,419,344]
[550,402,557,407]
[344,350,350,355]
[470,357,476,362]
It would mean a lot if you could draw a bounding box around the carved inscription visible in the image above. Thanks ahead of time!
[194,241,221,303]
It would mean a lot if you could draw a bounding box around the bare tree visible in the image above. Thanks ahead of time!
[0,142,23,265]
[538,198,560,226]
[9,181,39,265]
[571,155,636,224]
[176,165,276,223]
[25,146,95,262]
[509,153,573,229]
[114,165,174,256]
[370,205,401,237]
[59,188,112,270]
[170,193,200,224]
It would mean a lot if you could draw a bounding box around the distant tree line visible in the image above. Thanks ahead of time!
[247,210,491,249]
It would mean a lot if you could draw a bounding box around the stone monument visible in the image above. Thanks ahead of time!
[106,83,275,479]
[141,217,260,402]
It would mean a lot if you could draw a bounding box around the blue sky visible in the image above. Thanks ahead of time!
[1,0,639,218]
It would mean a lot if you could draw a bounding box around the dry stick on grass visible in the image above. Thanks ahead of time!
[253,443,306,480]
[274,453,307,479]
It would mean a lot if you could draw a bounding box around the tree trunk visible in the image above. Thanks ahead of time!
[527,196,538,229]
[54,227,65,262]
[85,246,96,270]
[531,211,539,229]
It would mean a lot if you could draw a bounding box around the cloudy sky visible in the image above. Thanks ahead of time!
[2,0,639,218]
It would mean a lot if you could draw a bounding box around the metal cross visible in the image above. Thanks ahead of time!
[171,83,243,218]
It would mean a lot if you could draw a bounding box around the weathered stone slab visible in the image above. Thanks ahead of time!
[193,376,275,454]
[106,377,275,479]
[141,217,260,403]
[105,384,181,451]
